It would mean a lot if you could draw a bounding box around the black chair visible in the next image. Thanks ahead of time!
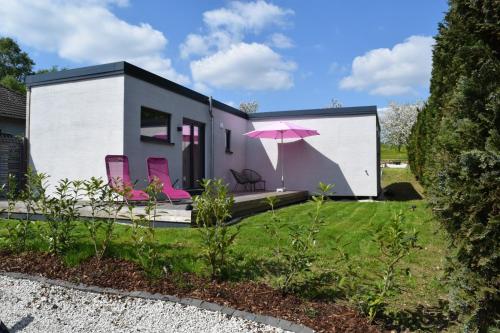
[230,169,251,192]
[242,169,266,191]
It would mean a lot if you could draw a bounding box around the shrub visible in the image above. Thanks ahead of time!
[1,170,48,252]
[266,182,333,293]
[356,211,419,322]
[122,178,162,275]
[83,177,123,260]
[40,178,83,254]
[193,179,238,280]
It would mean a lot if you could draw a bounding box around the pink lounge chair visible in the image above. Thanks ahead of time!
[147,157,191,203]
[105,155,149,201]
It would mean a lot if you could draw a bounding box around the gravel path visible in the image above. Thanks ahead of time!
[0,275,289,333]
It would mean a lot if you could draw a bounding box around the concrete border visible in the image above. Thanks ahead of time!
[0,272,314,333]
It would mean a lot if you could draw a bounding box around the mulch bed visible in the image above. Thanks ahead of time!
[0,251,379,333]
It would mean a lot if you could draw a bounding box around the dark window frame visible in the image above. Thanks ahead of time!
[225,129,233,154]
[140,106,173,145]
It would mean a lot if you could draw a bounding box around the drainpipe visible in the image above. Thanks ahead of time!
[208,96,214,179]
[25,86,31,177]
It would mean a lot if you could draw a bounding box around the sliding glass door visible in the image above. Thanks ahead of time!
[182,118,205,189]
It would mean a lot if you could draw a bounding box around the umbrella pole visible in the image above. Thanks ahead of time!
[281,133,285,190]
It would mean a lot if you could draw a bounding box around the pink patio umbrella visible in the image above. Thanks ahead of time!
[244,121,319,191]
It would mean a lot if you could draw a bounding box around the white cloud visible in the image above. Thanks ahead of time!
[180,1,296,91]
[203,1,293,35]
[268,33,294,49]
[0,0,189,84]
[339,35,434,96]
[191,42,296,90]
[193,81,212,95]
[180,34,211,59]
[179,1,293,59]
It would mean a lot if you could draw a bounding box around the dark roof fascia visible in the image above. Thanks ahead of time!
[25,61,248,119]
[25,62,125,87]
[212,100,248,119]
[249,106,378,119]
[123,63,248,119]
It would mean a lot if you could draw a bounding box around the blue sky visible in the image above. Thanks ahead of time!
[0,0,448,112]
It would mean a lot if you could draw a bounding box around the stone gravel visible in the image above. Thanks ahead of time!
[0,275,289,333]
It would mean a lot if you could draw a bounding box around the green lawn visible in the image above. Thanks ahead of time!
[381,144,408,161]
[0,169,449,328]
[0,200,446,307]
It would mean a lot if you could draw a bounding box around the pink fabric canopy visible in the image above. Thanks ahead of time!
[244,121,319,190]
[244,121,319,139]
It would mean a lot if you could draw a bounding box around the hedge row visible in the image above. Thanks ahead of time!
[407,0,499,331]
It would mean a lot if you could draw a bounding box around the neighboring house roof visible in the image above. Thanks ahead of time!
[25,61,378,121]
[0,85,26,120]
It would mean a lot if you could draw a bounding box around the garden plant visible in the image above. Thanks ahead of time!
[266,182,334,293]
[193,178,239,280]
[82,177,123,260]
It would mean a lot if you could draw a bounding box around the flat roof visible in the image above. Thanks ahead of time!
[248,106,377,119]
[25,61,377,121]
[25,61,248,119]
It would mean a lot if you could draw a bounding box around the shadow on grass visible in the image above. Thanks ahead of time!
[382,300,456,332]
[383,182,422,201]
[221,253,283,281]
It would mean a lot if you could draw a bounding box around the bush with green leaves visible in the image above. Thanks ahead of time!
[193,179,238,280]
[1,174,22,251]
[1,170,48,252]
[82,177,123,260]
[266,182,334,293]
[339,211,419,321]
[122,178,162,275]
[40,178,83,254]
[406,0,500,330]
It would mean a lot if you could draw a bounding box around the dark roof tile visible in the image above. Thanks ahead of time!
[0,85,26,119]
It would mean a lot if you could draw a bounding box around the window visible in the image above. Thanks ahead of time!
[140,106,171,144]
[225,129,232,153]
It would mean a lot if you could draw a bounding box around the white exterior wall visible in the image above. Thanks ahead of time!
[124,75,248,190]
[28,68,377,197]
[124,75,211,189]
[213,109,247,188]
[246,115,378,196]
[29,76,125,193]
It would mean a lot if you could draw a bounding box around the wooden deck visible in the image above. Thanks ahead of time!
[0,190,309,227]
[230,190,309,219]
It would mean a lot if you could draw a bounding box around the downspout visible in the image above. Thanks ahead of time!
[208,96,214,179]
[25,86,31,178]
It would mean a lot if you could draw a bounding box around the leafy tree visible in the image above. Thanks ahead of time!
[36,65,66,74]
[0,74,26,93]
[407,0,499,330]
[239,100,258,114]
[329,98,343,108]
[380,101,422,152]
[0,37,34,82]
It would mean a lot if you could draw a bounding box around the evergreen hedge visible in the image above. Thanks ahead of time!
[407,0,499,331]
